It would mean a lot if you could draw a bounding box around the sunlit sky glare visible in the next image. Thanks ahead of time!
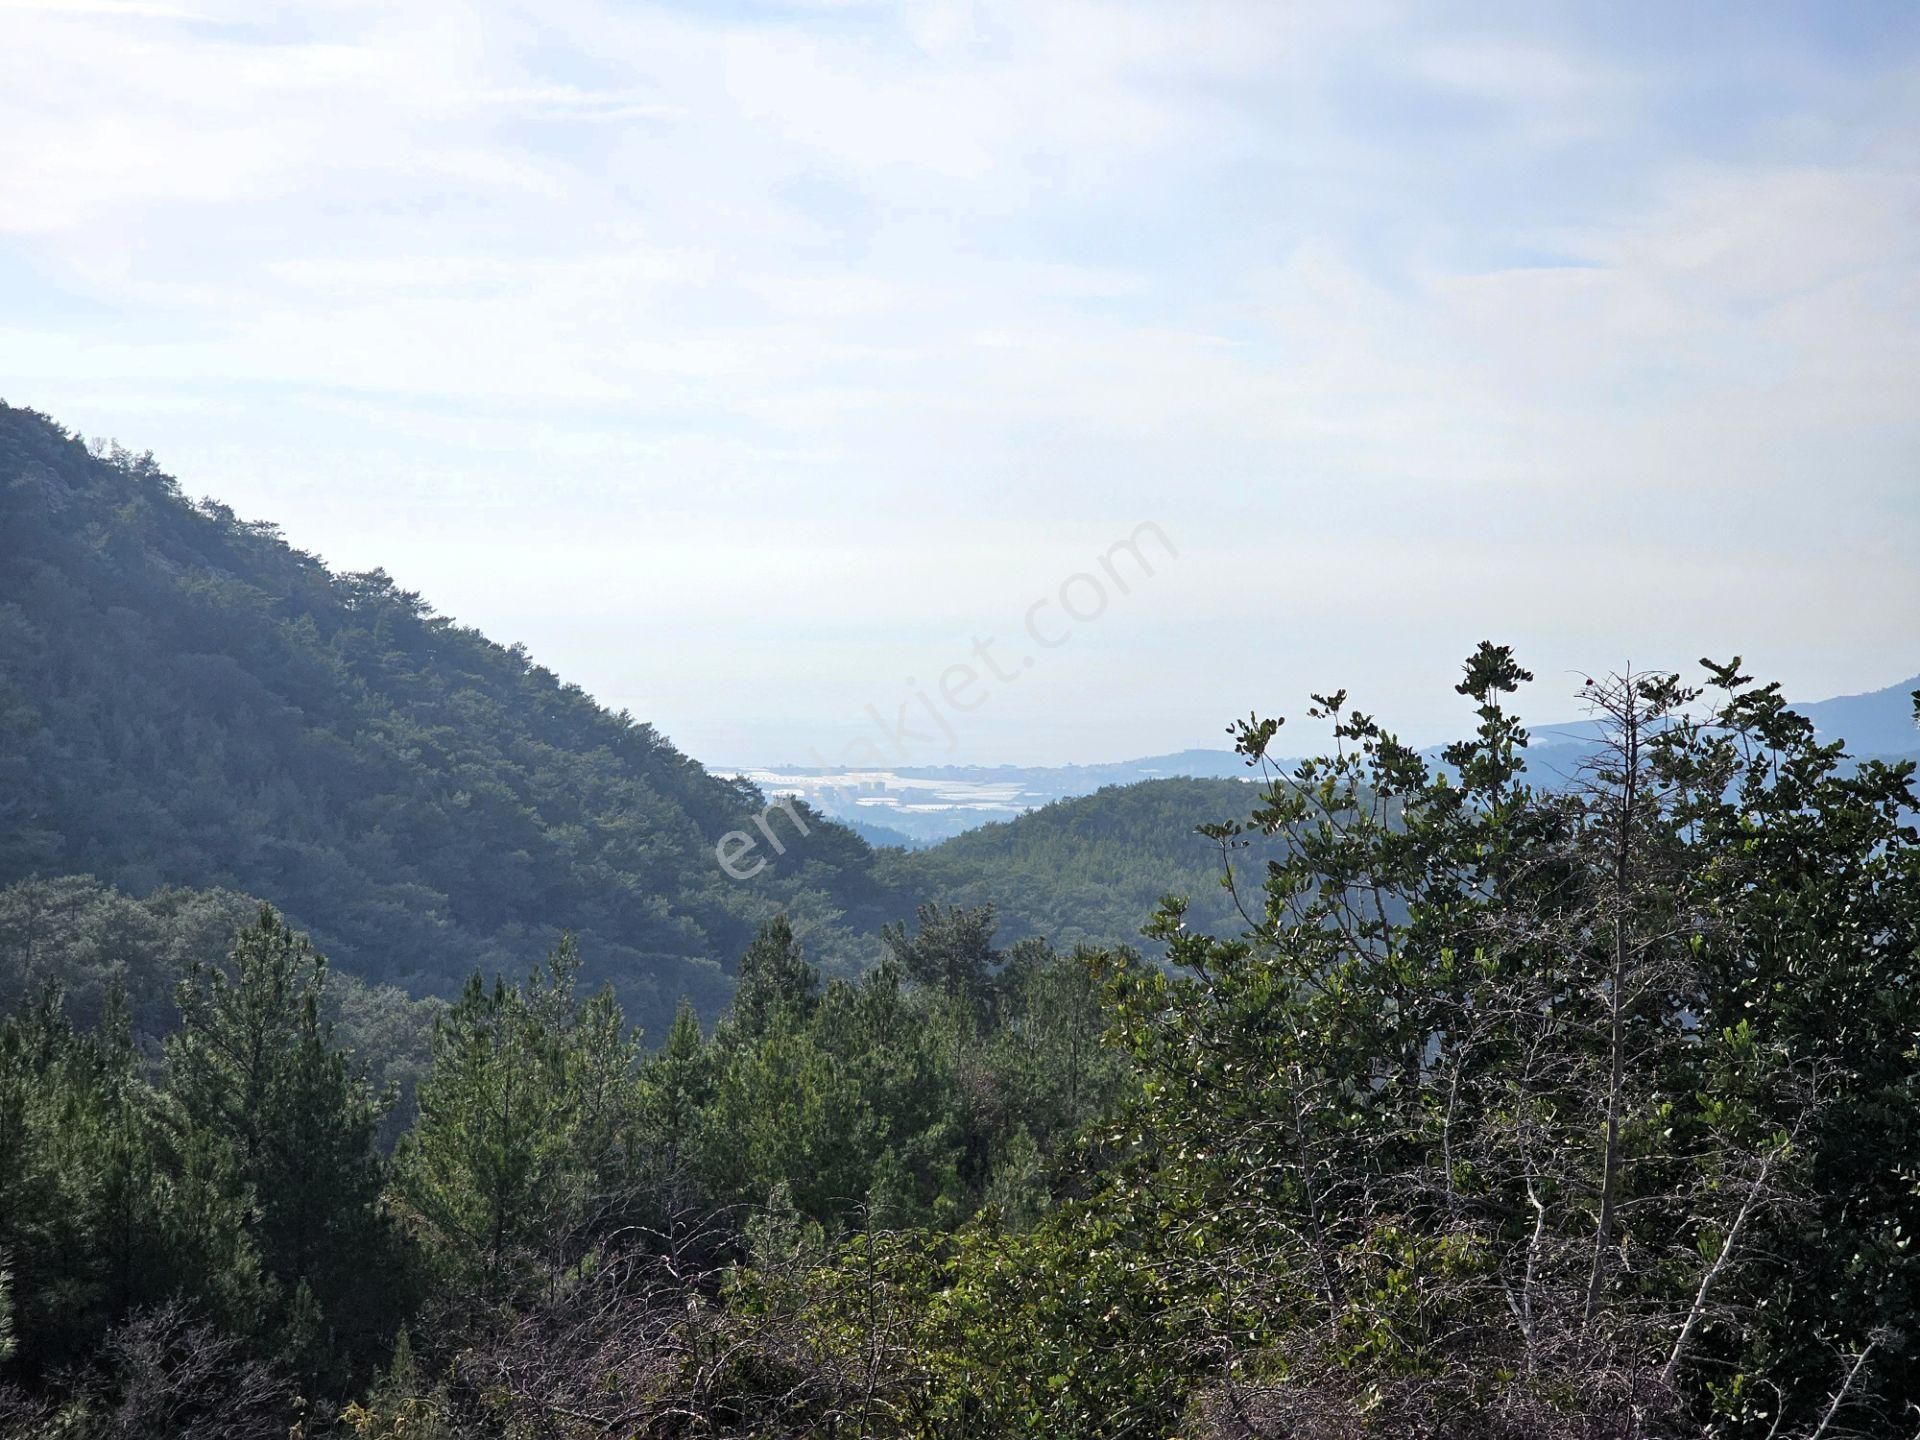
[2,1,1917,766]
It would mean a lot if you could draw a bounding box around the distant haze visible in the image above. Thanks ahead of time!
[3,3,1917,765]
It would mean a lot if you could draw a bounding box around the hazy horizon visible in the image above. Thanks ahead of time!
[5,1,1918,766]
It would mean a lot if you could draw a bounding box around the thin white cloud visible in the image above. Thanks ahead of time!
[0,0,1915,760]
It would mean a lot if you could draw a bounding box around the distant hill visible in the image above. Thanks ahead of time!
[841,816,922,850]
[882,776,1274,953]
[752,671,1919,846]
[1477,673,1920,787]
[875,748,1256,785]
[0,404,888,1033]
[1072,678,1920,786]
[735,749,1262,846]
[1795,674,1920,757]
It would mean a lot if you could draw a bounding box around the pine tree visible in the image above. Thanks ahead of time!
[395,936,640,1310]
[882,903,1000,1008]
[167,907,395,1383]
[640,999,712,1170]
[728,916,820,1040]
[0,987,260,1377]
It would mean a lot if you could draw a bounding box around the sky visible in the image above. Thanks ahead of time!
[2,0,1917,767]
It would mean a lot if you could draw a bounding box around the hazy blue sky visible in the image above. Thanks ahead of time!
[3,1,1916,765]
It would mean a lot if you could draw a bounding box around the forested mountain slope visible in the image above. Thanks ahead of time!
[0,404,888,1032]
[883,776,1275,951]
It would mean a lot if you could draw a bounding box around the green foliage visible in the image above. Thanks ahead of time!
[687,911,1139,1234]
[5,629,1917,1438]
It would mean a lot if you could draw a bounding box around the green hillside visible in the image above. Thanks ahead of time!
[0,405,888,1033]
[885,776,1275,951]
